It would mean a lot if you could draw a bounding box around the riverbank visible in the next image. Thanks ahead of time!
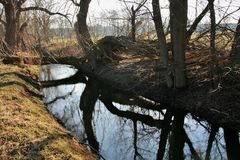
[0,62,96,159]
[1,36,240,131]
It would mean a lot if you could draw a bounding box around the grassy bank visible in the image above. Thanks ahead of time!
[0,63,96,159]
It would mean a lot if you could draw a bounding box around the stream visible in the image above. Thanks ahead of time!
[40,64,239,160]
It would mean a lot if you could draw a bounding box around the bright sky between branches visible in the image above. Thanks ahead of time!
[51,0,239,24]
[88,0,239,23]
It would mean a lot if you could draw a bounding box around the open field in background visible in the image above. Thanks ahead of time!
[190,32,234,52]
[1,29,235,60]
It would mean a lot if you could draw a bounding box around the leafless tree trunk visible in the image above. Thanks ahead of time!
[224,128,240,160]
[169,112,185,160]
[0,0,68,50]
[156,111,173,160]
[209,0,220,88]
[205,125,219,160]
[170,0,188,88]
[120,0,147,42]
[80,80,100,154]
[131,5,136,42]
[32,0,53,45]
[231,18,240,64]
[17,21,27,50]
[152,0,173,88]
[4,2,19,48]
[186,3,209,44]
[72,0,93,52]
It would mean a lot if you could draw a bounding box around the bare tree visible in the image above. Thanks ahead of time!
[224,128,240,160]
[30,13,50,46]
[120,0,148,41]
[231,18,240,64]
[170,0,188,88]
[0,0,68,50]
[0,7,4,37]
[71,0,93,52]
[205,125,219,160]
[152,0,188,88]
[208,0,220,88]
[130,0,147,41]
[169,112,185,160]
[152,0,173,88]
[186,2,210,44]
[29,0,54,46]
[16,21,27,50]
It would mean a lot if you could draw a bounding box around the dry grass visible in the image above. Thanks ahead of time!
[0,63,96,160]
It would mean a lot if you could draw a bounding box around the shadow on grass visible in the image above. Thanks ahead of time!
[25,135,55,159]
[0,72,39,89]
[0,81,42,99]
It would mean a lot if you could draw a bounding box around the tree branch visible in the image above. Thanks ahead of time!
[0,0,6,5]
[70,0,80,7]
[217,6,240,25]
[0,8,6,26]
[120,0,132,16]
[101,98,164,128]
[183,130,201,160]
[135,0,147,12]
[20,6,71,24]
[205,125,219,160]
[120,0,150,17]
[40,71,87,88]
[152,0,173,88]
[186,3,209,43]
[17,0,27,6]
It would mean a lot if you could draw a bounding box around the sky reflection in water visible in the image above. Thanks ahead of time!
[40,64,233,160]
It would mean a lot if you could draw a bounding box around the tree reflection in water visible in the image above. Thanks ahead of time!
[41,65,240,160]
[79,79,99,154]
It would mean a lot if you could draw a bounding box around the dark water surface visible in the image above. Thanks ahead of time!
[40,64,240,160]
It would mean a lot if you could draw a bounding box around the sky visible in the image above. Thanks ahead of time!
[86,0,239,23]
[89,0,120,14]
[1,0,239,23]
[49,0,239,25]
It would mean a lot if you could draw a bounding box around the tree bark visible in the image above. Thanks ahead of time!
[169,112,185,160]
[230,18,240,64]
[152,0,173,88]
[209,0,219,88]
[76,0,93,53]
[17,22,28,50]
[4,2,19,48]
[156,111,173,160]
[224,128,240,160]
[1,0,69,51]
[123,0,147,42]
[80,80,100,153]
[186,3,209,44]
[205,125,219,160]
[131,6,136,42]
[169,0,188,88]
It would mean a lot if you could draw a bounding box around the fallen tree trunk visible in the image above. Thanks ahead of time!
[40,55,240,131]
[2,36,240,131]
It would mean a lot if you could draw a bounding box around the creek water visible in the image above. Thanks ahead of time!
[40,64,238,160]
